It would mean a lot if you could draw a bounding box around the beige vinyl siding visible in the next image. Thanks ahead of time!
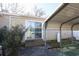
[46,22,72,40]
[11,16,45,27]
[11,16,26,27]
[46,29,59,40]
[0,16,9,28]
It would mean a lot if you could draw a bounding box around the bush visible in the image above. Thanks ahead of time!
[0,25,27,56]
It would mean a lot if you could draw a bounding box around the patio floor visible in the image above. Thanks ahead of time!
[19,45,61,56]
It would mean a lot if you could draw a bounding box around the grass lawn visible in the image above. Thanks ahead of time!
[61,38,79,56]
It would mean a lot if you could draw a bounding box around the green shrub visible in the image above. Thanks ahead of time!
[0,25,27,56]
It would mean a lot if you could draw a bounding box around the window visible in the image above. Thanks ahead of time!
[25,21,42,39]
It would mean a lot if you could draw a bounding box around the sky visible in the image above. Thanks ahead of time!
[0,3,62,18]
[0,0,78,18]
[0,0,63,18]
[18,3,62,18]
[0,0,79,3]
[32,3,62,17]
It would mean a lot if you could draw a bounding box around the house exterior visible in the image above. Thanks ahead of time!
[1,3,79,42]
[0,12,46,40]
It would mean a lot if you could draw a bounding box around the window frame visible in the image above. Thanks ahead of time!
[25,20,43,39]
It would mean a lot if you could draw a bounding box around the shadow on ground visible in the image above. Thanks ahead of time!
[19,45,61,56]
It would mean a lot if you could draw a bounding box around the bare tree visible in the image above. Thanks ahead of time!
[9,3,18,13]
[26,6,46,17]
[0,3,9,12]
[0,3,24,14]
[33,6,45,17]
[0,4,46,17]
[0,3,2,11]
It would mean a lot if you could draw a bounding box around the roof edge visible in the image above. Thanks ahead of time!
[0,12,45,19]
[45,3,69,23]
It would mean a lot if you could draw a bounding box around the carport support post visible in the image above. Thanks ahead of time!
[71,25,74,40]
[59,24,64,55]
[44,23,47,47]
[59,16,79,56]
[60,25,62,48]
[44,22,48,55]
[71,23,79,42]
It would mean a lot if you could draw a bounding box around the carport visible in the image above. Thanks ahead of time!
[45,3,79,55]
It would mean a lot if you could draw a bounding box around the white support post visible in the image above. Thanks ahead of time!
[57,32,61,43]
[42,22,44,40]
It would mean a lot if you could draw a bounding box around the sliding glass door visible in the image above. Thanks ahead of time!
[25,21,42,39]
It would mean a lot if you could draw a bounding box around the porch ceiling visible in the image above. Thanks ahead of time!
[46,3,79,29]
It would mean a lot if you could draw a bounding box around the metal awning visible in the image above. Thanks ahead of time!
[45,3,79,29]
[45,3,79,49]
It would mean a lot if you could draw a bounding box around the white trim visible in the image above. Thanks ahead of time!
[0,12,45,19]
[26,20,44,23]
[42,23,44,39]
